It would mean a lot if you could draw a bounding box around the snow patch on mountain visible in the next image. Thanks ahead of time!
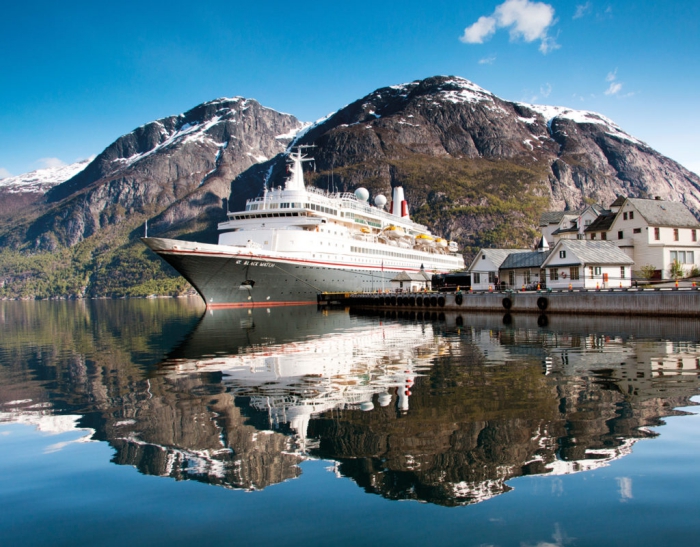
[0,158,93,194]
[520,103,645,146]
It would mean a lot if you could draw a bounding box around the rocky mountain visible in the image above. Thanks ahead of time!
[244,76,700,253]
[2,75,699,298]
[0,159,91,217]
[2,97,305,251]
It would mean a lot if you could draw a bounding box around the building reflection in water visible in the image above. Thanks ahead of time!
[0,301,699,505]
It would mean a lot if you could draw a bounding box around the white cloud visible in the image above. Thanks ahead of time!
[605,82,623,95]
[540,83,552,98]
[37,157,67,169]
[604,69,623,95]
[0,167,11,179]
[461,15,497,43]
[460,0,558,54]
[479,54,497,64]
[573,2,591,19]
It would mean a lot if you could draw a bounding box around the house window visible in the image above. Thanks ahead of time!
[618,231,624,239]
[473,272,481,284]
[488,271,496,284]
[570,267,580,280]
[623,212,628,220]
[482,254,486,260]
[693,230,697,242]
[559,250,566,258]
[629,211,634,220]
[674,228,679,241]
[550,268,559,281]
[633,228,642,234]
[509,271,515,286]
[601,232,607,240]
[671,251,694,264]
[621,266,626,279]
[654,227,660,240]
[590,266,602,276]
[591,233,597,240]
[525,270,531,284]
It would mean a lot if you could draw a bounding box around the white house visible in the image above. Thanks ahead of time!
[587,197,700,280]
[468,248,530,290]
[541,240,635,289]
[390,271,431,292]
[499,249,551,290]
[540,204,605,245]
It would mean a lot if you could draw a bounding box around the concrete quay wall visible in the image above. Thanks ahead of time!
[348,288,700,317]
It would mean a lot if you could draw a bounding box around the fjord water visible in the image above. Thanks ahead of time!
[1,300,699,546]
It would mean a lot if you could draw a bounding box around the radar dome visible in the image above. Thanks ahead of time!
[374,194,387,208]
[354,187,370,201]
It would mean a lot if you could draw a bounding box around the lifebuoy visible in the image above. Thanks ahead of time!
[537,296,549,310]
[502,297,512,310]
[455,293,464,305]
[561,272,568,279]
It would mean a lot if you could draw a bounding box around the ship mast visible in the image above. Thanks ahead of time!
[285,146,315,192]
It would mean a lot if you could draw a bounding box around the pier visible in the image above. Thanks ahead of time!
[319,287,700,317]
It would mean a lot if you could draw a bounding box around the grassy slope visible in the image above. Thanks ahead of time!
[0,155,551,298]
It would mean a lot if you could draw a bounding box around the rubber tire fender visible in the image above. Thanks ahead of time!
[537,296,549,311]
[502,297,512,310]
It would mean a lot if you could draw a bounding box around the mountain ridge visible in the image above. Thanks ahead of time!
[2,74,699,298]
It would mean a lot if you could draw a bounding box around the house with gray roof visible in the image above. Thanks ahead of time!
[589,197,700,280]
[499,249,551,290]
[467,248,530,290]
[540,204,606,245]
[390,270,431,292]
[542,240,635,289]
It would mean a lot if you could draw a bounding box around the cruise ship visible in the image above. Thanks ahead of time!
[143,148,465,307]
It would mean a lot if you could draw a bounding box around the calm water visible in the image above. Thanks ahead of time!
[1,299,700,546]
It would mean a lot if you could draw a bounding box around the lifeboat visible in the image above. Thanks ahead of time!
[435,237,448,248]
[448,241,459,252]
[360,227,371,234]
[415,234,434,242]
[383,225,405,238]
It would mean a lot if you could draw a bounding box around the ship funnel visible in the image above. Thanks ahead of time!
[391,187,409,218]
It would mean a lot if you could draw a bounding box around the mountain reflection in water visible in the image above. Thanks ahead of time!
[1,300,699,506]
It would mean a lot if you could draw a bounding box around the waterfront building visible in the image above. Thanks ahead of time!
[467,248,530,290]
[587,197,700,280]
[389,270,431,292]
[541,240,635,289]
[499,249,551,290]
[540,203,605,245]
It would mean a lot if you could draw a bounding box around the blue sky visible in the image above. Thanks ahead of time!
[1,0,699,177]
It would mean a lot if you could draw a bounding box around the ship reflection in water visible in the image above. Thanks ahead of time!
[1,301,700,507]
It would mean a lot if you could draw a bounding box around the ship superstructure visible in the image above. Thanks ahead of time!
[144,148,465,307]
